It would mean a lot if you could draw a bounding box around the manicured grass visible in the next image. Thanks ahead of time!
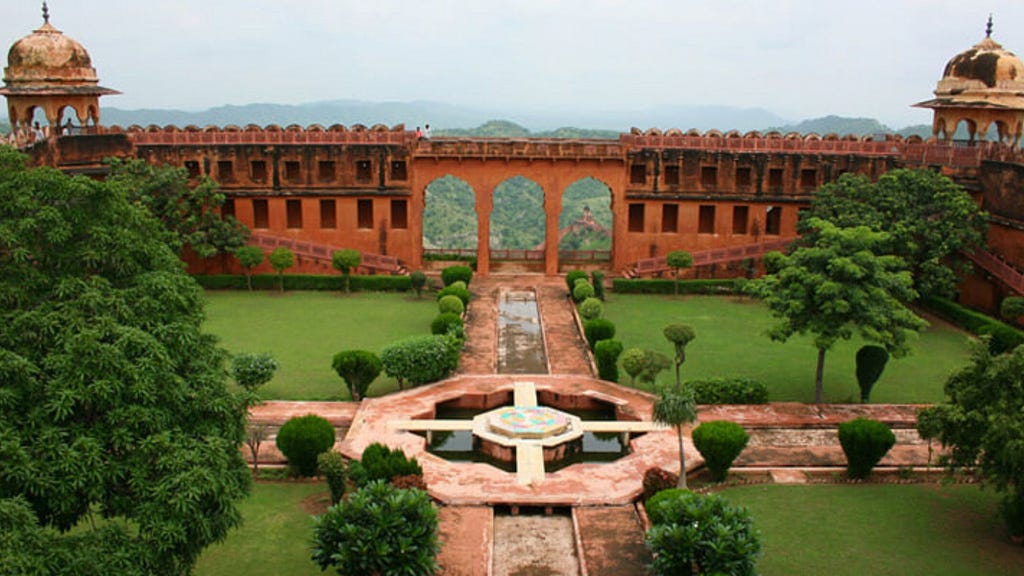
[723,484,1024,576]
[203,291,437,400]
[195,481,326,576]
[604,294,973,403]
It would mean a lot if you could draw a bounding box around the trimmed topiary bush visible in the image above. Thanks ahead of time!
[410,270,427,298]
[642,467,680,502]
[855,345,889,402]
[231,352,278,392]
[566,270,589,293]
[594,339,623,382]
[583,318,616,351]
[923,296,1024,354]
[622,348,671,386]
[312,480,439,576]
[1001,297,1024,320]
[381,335,461,389]
[348,442,424,488]
[437,284,471,306]
[276,414,336,477]
[431,313,464,337]
[688,378,769,404]
[578,297,603,321]
[692,421,750,482]
[572,281,595,303]
[838,417,896,479]
[441,265,473,287]
[591,270,606,300]
[331,349,382,401]
[317,451,348,505]
[437,294,465,316]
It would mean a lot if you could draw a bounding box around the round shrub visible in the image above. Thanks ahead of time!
[231,352,278,392]
[838,417,896,479]
[583,318,616,351]
[437,294,465,316]
[594,339,623,382]
[688,377,769,404]
[448,280,467,291]
[572,281,595,303]
[578,297,603,321]
[692,420,750,482]
[441,265,472,287]
[381,335,461,389]
[431,313,464,337]
[642,467,679,502]
[331,349,382,401]
[565,270,589,293]
[312,480,439,576]
[348,442,424,487]
[436,284,471,306]
[276,414,336,477]
[317,451,348,505]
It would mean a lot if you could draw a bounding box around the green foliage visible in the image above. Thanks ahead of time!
[566,270,589,292]
[621,348,671,386]
[194,273,412,292]
[746,218,927,403]
[611,278,740,294]
[490,177,546,249]
[642,468,680,502]
[838,418,896,479]
[645,490,761,576]
[664,323,697,389]
[231,352,279,392]
[317,451,348,505]
[688,378,769,404]
[268,247,294,292]
[591,270,606,300]
[275,415,336,477]
[583,318,616,350]
[803,169,987,300]
[1000,493,1024,539]
[311,481,439,576]
[438,294,465,316]
[572,280,595,303]
[692,421,750,482]
[348,443,424,487]
[855,345,890,402]
[654,387,698,489]
[331,350,383,401]
[431,313,464,338]
[423,176,477,250]
[0,147,250,573]
[380,335,461,389]
[233,245,264,291]
[331,249,361,293]
[621,348,647,385]
[667,250,694,295]
[595,339,624,381]
[924,296,1024,355]
[106,157,249,258]
[410,270,427,298]
[1001,297,1024,320]
[578,297,603,320]
[437,284,471,306]
[441,265,473,287]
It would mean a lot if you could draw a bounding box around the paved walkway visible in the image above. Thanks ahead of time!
[575,505,650,576]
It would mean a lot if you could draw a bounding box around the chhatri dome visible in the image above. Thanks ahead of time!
[915,16,1024,148]
[1,2,118,132]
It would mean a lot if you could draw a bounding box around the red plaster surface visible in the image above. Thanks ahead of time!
[437,506,493,576]
[574,506,651,576]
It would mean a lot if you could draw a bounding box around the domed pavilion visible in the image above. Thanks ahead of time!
[0,3,118,134]
[915,16,1024,148]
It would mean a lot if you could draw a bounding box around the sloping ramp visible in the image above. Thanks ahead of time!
[574,505,650,576]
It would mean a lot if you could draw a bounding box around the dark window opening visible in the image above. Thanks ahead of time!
[284,161,301,183]
[628,203,645,232]
[357,199,373,229]
[768,168,784,189]
[698,205,716,234]
[661,204,678,233]
[765,206,782,235]
[800,169,817,190]
[184,160,200,179]
[663,165,680,186]
[701,166,717,189]
[630,164,646,185]
[318,161,335,183]
[732,206,749,235]
[356,160,373,183]
[736,167,752,187]
[320,199,336,229]
[391,199,408,229]
[221,198,236,219]
[253,199,269,229]
[286,199,303,229]
[217,160,234,183]
[250,160,267,183]
[390,160,408,181]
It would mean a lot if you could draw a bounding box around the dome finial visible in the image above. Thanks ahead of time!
[986,13,993,38]
[42,2,49,24]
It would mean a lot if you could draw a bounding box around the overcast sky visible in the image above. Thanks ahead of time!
[3,1,1023,127]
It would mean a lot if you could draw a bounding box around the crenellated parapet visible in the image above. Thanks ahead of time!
[115,123,411,146]
[412,137,625,161]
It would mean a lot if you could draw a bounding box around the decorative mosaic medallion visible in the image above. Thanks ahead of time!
[486,406,571,439]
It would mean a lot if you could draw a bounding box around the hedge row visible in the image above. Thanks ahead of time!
[922,296,1024,354]
[611,278,741,295]
[194,274,412,292]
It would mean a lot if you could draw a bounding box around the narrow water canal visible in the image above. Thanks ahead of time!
[496,290,549,374]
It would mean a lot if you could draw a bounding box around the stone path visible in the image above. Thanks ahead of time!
[575,506,650,576]
[492,513,580,576]
[437,506,493,576]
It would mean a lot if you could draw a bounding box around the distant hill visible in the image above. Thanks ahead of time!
[766,115,893,136]
[437,120,618,140]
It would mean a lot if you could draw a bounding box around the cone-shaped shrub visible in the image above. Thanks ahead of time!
[692,420,749,482]
[838,417,896,479]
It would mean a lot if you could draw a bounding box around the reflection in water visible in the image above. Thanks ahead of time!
[497,290,548,374]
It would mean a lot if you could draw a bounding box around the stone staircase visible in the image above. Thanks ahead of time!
[964,248,1024,295]
[621,237,797,278]
[248,232,408,275]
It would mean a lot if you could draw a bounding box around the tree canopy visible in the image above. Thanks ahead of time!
[747,218,927,403]
[0,147,251,574]
[801,169,987,300]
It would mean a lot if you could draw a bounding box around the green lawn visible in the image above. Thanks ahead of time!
[195,481,326,576]
[203,291,437,400]
[724,484,1024,576]
[604,294,973,403]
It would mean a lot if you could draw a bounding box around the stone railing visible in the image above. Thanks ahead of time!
[109,124,411,146]
[412,138,625,160]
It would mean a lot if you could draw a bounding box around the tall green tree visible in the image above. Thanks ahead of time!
[233,245,264,291]
[653,387,698,489]
[917,343,1024,540]
[332,249,361,294]
[802,169,987,300]
[0,147,250,574]
[106,157,250,259]
[747,218,927,403]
